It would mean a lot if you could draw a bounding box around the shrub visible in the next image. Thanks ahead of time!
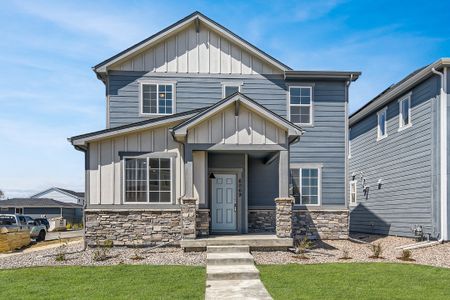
[55,235,68,262]
[92,239,113,262]
[339,248,352,260]
[293,237,313,259]
[369,243,383,259]
[66,223,72,230]
[397,249,415,261]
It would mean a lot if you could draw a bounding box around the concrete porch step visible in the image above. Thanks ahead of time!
[207,252,254,265]
[207,264,260,281]
[207,245,250,253]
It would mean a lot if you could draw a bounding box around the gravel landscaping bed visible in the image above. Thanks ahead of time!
[0,243,205,269]
[253,234,450,269]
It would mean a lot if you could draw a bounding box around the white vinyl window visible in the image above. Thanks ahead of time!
[140,82,175,115]
[124,157,172,203]
[290,167,321,205]
[289,86,313,125]
[349,181,357,205]
[377,107,388,140]
[222,83,242,98]
[399,94,412,129]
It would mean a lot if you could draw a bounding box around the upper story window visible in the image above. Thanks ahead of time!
[290,166,321,206]
[222,83,242,98]
[289,86,313,125]
[399,93,412,130]
[140,82,175,115]
[349,180,357,206]
[377,107,388,141]
[124,157,172,203]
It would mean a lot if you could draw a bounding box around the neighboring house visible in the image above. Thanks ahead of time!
[69,12,360,246]
[0,198,83,224]
[31,187,85,205]
[349,58,450,241]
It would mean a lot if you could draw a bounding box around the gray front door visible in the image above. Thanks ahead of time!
[211,174,237,232]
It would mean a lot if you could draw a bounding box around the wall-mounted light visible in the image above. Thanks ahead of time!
[351,172,356,180]
[209,173,216,179]
[377,179,383,189]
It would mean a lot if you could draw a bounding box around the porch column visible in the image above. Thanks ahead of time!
[275,150,294,238]
[181,198,197,239]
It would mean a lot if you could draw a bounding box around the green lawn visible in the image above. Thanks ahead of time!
[259,263,450,300]
[0,265,205,300]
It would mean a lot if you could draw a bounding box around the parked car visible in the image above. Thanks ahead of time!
[33,218,50,230]
[0,214,47,241]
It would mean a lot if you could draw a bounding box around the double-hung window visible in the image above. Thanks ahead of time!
[399,94,412,129]
[349,181,357,205]
[124,157,172,203]
[290,166,321,205]
[289,86,313,125]
[140,82,174,115]
[377,107,388,140]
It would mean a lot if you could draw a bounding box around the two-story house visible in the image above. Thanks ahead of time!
[69,12,360,247]
[349,58,450,241]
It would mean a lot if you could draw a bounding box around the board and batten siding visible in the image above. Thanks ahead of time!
[110,23,280,75]
[349,75,440,237]
[187,104,286,145]
[87,123,183,207]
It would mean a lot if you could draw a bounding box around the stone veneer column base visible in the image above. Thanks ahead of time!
[84,209,181,247]
[181,198,197,239]
[293,210,349,240]
[275,197,294,238]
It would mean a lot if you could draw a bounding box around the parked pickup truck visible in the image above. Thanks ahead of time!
[0,214,47,241]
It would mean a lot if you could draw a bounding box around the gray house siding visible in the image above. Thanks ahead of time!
[108,71,347,207]
[349,75,440,237]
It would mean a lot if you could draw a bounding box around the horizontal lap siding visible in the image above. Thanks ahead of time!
[290,82,347,206]
[349,76,439,237]
[108,72,346,206]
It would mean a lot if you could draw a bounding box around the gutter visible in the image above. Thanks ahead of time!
[431,67,448,242]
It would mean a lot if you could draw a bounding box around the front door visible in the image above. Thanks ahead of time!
[211,174,237,232]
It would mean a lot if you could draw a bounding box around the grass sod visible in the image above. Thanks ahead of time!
[258,263,450,300]
[0,265,205,300]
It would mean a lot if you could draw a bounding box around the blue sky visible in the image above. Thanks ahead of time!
[0,0,449,197]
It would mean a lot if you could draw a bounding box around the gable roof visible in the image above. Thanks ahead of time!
[350,58,450,126]
[31,187,84,200]
[172,92,304,138]
[0,198,82,208]
[69,108,205,146]
[93,11,291,75]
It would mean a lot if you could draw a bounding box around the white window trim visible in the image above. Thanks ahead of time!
[138,80,176,116]
[288,86,313,126]
[221,82,243,98]
[290,163,322,207]
[349,180,357,206]
[377,107,388,141]
[348,128,352,159]
[122,156,173,204]
[398,92,412,131]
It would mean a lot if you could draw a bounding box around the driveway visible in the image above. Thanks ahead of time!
[46,230,83,241]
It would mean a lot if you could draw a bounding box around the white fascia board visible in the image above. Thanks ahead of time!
[71,114,195,146]
[350,58,450,126]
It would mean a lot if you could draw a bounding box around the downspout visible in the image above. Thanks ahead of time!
[169,129,186,201]
[345,74,354,209]
[431,67,448,242]
[74,144,88,250]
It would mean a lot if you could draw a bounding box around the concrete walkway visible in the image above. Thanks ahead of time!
[205,245,272,300]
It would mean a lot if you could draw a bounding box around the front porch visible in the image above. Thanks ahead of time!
[180,233,293,251]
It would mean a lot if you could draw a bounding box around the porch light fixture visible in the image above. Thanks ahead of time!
[377,179,383,189]
[209,173,216,179]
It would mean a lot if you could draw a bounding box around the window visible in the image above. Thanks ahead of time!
[377,108,388,140]
[289,86,312,125]
[222,84,241,98]
[140,83,174,115]
[349,181,357,205]
[399,95,411,129]
[124,157,172,203]
[15,208,23,215]
[290,167,320,205]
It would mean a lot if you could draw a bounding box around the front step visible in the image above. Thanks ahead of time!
[207,252,254,265]
[207,245,250,253]
[207,265,260,280]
